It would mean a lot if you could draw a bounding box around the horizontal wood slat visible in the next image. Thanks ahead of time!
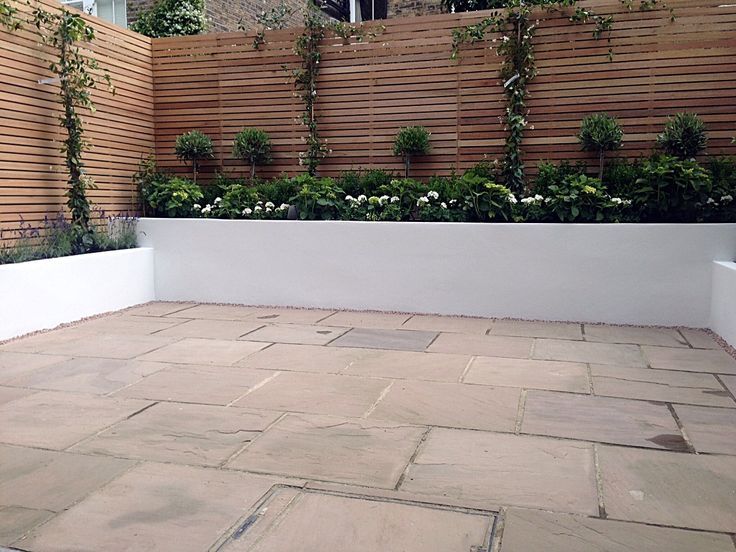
[2,0,735,239]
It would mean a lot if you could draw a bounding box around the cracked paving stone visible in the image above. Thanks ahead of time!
[401,428,599,514]
[72,402,283,466]
[521,390,685,450]
[598,445,736,532]
[227,413,425,488]
[499,507,735,552]
[17,463,279,552]
[590,364,735,407]
[672,404,736,455]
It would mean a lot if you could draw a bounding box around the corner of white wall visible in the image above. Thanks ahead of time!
[709,261,736,348]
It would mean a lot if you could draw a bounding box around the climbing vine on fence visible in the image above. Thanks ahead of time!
[451,0,674,193]
[32,6,113,251]
[0,0,20,30]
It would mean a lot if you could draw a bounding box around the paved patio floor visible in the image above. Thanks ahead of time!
[1,302,736,551]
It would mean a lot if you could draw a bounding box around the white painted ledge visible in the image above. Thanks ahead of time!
[710,261,736,348]
[137,220,736,327]
[0,248,155,341]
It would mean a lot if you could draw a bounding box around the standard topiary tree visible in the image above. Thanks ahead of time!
[393,126,431,178]
[657,112,708,160]
[578,113,623,181]
[175,130,214,183]
[232,128,272,179]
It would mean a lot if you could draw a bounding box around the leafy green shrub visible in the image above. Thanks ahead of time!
[130,0,207,37]
[256,177,301,207]
[657,112,707,159]
[603,157,642,199]
[393,126,431,177]
[232,128,272,179]
[463,159,501,181]
[134,155,171,216]
[343,194,404,221]
[543,174,618,222]
[290,176,345,220]
[578,113,623,180]
[338,169,395,197]
[175,130,214,183]
[632,155,712,221]
[145,176,204,217]
[532,161,587,196]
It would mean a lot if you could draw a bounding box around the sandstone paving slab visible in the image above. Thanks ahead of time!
[344,350,471,382]
[0,391,151,449]
[533,339,646,367]
[227,413,425,488]
[331,328,438,352]
[221,490,491,552]
[597,445,736,532]
[673,404,736,455]
[233,372,390,417]
[3,357,168,395]
[401,314,493,334]
[114,365,276,405]
[522,390,684,450]
[499,507,736,552]
[721,375,736,397]
[0,444,133,512]
[239,343,368,373]
[240,323,348,345]
[491,320,583,340]
[583,325,689,347]
[0,351,68,383]
[464,357,590,393]
[428,333,532,358]
[17,462,280,552]
[590,364,734,407]
[33,333,179,360]
[125,301,197,317]
[153,318,265,340]
[401,428,598,514]
[318,310,412,329]
[136,337,268,365]
[0,506,53,546]
[166,303,257,320]
[368,380,519,431]
[679,328,721,349]
[73,402,282,466]
[0,386,33,405]
[247,307,336,325]
[642,346,736,374]
[72,314,186,335]
[0,326,95,354]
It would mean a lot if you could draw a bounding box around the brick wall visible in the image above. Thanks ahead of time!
[125,0,152,26]
[387,0,442,18]
[206,0,303,32]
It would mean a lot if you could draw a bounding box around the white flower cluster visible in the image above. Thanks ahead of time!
[241,201,289,218]
[507,193,518,204]
[610,197,633,206]
[193,196,222,216]
[520,194,544,205]
[417,190,445,208]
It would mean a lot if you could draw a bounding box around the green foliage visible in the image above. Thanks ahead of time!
[338,169,395,197]
[130,0,207,38]
[175,130,214,183]
[145,176,204,217]
[532,161,587,195]
[578,113,624,180]
[393,126,431,177]
[657,112,708,159]
[632,155,712,221]
[0,213,137,265]
[343,193,405,221]
[232,128,272,179]
[0,0,21,30]
[290,175,344,220]
[543,174,620,222]
[32,7,113,253]
[247,3,295,49]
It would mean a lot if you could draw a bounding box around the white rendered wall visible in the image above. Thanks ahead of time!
[0,248,155,341]
[137,219,736,327]
[710,261,736,347]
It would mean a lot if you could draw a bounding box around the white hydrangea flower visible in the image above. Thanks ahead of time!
[417,196,429,206]
[201,205,212,214]
[440,202,447,209]
[214,197,222,204]
[534,194,544,201]
[706,197,716,205]
[345,195,355,202]
[507,193,518,204]
[254,205,262,212]
[390,196,400,203]
[521,197,535,205]
[279,203,289,210]
[265,201,275,209]
[449,199,457,205]
[357,195,367,203]
[379,195,389,205]
[428,190,439,200]
[721,194,733,203]
[193,204,202,210]
[611,197,623,205]
[266,207,272,212]
[243,208,253,215]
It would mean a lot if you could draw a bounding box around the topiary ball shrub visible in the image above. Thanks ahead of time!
[232,128,272,179]
[393,126,431,177]
[130,0,207,38]
[578,113,623,180]
[175,130,214,183]
[657,112,708,160]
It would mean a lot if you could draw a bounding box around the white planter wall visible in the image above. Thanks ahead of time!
[137,220,736,327]
[710,261,736,347]
[0,248,155,341]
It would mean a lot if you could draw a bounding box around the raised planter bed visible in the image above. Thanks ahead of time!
[711,261,736,347]
[137,219,736,327]
[0,248,155,341]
